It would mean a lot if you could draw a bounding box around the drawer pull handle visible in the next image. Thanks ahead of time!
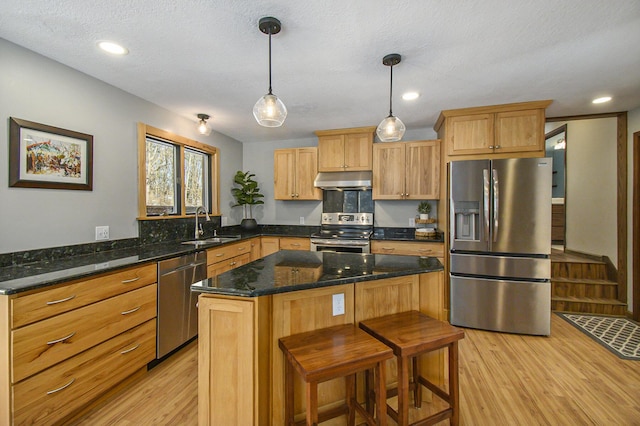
[46,295,76,305]
[229,261,237,266]
[215,253,224,257]
[237,247,246,251]
[47,332,76,345]
[417,249,433,253]
[47,378,75,395]
[382,247,395,251]
[291,243,300,247]
[121,306,141,315]
[121,277,140,284]
[120,344,140,354]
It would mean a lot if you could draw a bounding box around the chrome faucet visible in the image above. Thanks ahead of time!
[194,206,211,239]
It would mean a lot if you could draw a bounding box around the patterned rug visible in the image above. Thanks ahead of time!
[556,313,640,361]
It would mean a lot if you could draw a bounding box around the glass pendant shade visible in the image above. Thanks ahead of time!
[253,93,287,127]
[376,115,406,142]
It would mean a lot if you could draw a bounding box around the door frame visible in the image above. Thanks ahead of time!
[547,112,628,308]
[633,131,639,321]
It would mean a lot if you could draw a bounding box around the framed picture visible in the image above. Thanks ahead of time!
[9,117,93,190]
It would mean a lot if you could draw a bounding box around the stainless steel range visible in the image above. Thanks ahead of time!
[310,212,373,253]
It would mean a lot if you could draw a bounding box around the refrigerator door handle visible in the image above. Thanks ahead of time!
[493,168,499,242]
[483,169,490,242]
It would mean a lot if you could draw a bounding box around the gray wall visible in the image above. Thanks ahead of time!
[241,127,440,228]
[0,39,243,254]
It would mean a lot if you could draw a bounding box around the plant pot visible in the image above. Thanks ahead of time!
[419,214,429,220]
[240,218,258,230]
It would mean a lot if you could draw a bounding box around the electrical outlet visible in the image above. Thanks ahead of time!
[299,216,305,225]
[332,293,345,316]
[409,217,416,227]
[95,226,109,241]
[221,216,228,227]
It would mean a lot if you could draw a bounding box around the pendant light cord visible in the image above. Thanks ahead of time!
[388,64,394,117]
[268,30,273,95]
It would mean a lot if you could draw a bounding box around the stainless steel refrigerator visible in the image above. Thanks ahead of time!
[449,157,552,335]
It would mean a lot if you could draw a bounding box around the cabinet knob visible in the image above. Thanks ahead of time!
[495,145,501,149]
[290,193,295,198]
[489,145,494,149]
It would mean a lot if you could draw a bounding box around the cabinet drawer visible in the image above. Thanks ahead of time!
[12,263,156,328]
[279,237,310,251]
[12,284,156,383]
[207,253,251,277]
[207,241,252,265]
[12,319,156,425]
[371,240,444,257]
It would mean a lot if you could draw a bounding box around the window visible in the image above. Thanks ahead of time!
[138,123,219,218]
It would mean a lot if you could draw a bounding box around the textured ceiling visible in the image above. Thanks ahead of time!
[1,0,639,143]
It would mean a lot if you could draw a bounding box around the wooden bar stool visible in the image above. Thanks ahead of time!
[359,311,465,426]
[279,324,393,426]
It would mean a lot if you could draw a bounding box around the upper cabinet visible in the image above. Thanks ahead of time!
[274,147,322,200]
[373,140,440,200]
[434,100,552,157]
[315,126,376,171]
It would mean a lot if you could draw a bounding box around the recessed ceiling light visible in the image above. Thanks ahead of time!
[592,96,612,104]
[97,41,129,55]
[402,92,420,101]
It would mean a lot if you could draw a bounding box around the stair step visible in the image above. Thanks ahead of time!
[552,296,627,315]
[552,277,618,299]
[551,262,608,280]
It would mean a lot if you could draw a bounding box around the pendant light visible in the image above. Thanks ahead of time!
[196,114,212,136]
[376,53,406,142]
[253,17,287,127]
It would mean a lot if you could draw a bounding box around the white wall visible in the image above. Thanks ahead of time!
[0,39,243,254]
[564,118,618,264]
[627,106,640,312]
[241,127,440,227]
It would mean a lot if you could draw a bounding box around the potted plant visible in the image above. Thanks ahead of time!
[232,170,264,230]
[417,201,431,220]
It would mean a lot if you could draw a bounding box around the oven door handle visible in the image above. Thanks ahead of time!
[311,239,370,246]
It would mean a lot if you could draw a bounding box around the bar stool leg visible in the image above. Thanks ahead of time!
[346,374,356,426]
[285,359,294,426]
[397,355,410,426]
[305,381,319,426]
[412,356,422,408]
[450,341,460,426]
[375,360,388,426]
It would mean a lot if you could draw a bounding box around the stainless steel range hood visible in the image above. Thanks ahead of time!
[313,171,372,190]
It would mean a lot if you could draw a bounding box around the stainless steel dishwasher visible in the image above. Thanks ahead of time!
[157,251,207,359]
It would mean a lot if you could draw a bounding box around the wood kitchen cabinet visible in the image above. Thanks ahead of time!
[315,126,375,171]
[274,147,321,200]
[371,240,445,264]
[206,240,253,278]
[373,140,440,200]
[1,263,157,425]
[278,236,310,251]
[260,236,280,257]
[434,100,552,157]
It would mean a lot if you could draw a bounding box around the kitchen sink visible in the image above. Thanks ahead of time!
[181,236,240,246]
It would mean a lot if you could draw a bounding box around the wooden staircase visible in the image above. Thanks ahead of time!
[551,250,626,315]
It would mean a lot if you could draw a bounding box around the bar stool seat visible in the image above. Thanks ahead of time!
[359,311,465,426]
[279,324,393,426]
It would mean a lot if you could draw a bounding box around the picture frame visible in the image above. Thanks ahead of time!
[9,117,93,190]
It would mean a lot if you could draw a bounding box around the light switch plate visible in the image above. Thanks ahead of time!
[299,216,305,225]
[332,293,345,316]
[221,216,228,226]
[409,217,416,227]
[95,226,109,240]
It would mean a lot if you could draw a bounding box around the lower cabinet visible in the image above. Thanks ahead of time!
[13,319,156,425]
[371,240,444,264]
[2,263,158,425]
[206,240,253,278]
[278,236,310,251]
[197,271,445,426]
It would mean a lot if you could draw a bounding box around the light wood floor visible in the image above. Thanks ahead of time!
[73,314,640,425]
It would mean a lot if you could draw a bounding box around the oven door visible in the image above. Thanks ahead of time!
[310,238,370,253]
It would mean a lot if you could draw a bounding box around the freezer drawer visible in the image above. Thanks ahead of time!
[450,274,550,335]
[450,253,550,280]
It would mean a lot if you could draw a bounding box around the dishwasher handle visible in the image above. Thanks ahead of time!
[159,261,206,277]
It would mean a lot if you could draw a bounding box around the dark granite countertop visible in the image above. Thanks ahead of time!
[192,250,443,297]
[0,225,443,296]
[372,227,444,243]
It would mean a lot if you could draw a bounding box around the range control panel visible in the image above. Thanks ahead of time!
[321,212,373,225]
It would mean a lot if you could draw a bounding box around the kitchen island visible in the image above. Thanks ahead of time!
[193,250,445,426]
